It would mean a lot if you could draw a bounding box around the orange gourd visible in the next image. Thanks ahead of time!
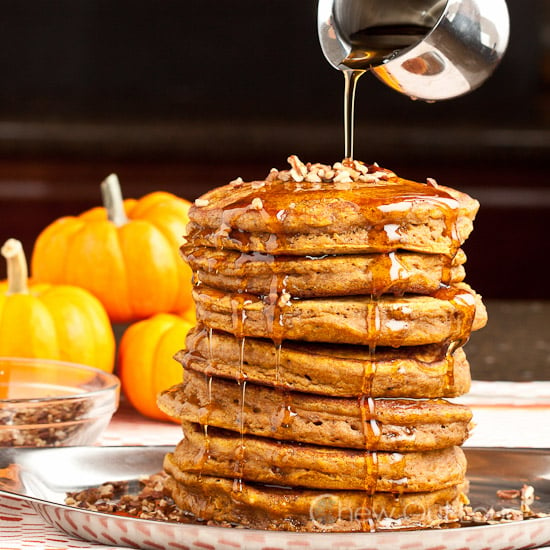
[0,239,115,373]
[31,174,193,323]
[118,312,194,421]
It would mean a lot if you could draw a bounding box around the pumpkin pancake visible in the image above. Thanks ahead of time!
[158,370,472,451]
[171,421,467,492]
[186,157,479,257]
[192,283,486,347]
[182,246,467,298]
[179,327,471,398]
[163,462,466,531]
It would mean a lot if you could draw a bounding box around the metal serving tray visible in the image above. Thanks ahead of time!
[1,446,549,550]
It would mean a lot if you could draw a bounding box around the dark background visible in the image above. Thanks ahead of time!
[0,0,548,302]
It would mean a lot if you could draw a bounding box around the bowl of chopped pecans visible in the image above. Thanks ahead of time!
[0,357,120,447]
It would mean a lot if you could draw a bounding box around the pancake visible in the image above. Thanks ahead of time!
[193,283,486,347]
[163,463,466,531]
[171,421,467,492]
[183,246,467,298]
[158,370,472,451]
[180,327,471,398]
[185,157,479,257]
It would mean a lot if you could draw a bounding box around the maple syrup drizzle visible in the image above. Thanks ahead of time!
[443,341,457,395]
[444,206,462,260]
[343,69,366,159]
[274,342,283,387]
[390,452,409,493]
[191,268,202,288]
[264,274,285,347]
[207,325,214,372]
[195,373,214,479]
[229,288,251,494]
[230,294,249,339]
[365,295,382,348]
[360,355,376,397]
[440,254,454,287]
[232,377,247,494]
[276,390,296,432]
[357,287,383,531]
[235,205,298,436]
[386,251,408,296]
[189,251,213,475]
[359,395,381,532]
[194,328,215,477]
[433,285,476,394]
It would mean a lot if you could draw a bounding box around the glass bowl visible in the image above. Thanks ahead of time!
[0,357,120,447]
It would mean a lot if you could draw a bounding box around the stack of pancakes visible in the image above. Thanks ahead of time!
[158,156,487,531]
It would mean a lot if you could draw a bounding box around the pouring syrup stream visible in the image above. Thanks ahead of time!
[341,24,432,159]
[343,69,365,160]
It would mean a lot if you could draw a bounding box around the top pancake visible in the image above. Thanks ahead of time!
[186,156,479,257]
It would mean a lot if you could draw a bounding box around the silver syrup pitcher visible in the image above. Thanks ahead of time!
[318,0,510,101]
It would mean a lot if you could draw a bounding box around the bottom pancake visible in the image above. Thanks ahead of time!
[163,461,466,532]
[171,421,467,492]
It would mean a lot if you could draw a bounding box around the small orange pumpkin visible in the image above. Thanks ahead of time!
[31,175,193,323]
[0,239,115,373]
[118,311,194,421]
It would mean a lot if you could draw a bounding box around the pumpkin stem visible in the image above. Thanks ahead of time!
[1,238,29,295]
[101,173,128,226]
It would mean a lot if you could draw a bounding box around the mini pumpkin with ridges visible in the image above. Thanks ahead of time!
[31,175,193,323]
[1,238,115,373]
[118,311,194,421]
